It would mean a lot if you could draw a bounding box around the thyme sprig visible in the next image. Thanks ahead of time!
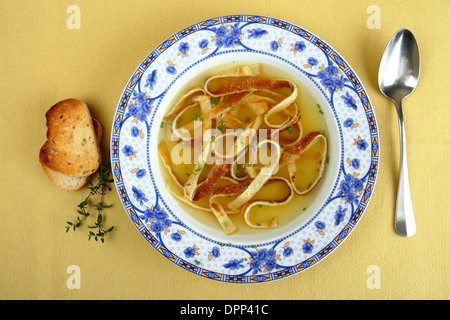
[65,161,115,243]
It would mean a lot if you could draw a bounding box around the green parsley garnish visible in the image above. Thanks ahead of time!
[317,104,324,115]
[287,125,293,134]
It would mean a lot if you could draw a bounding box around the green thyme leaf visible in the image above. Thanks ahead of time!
[65,159,115,243]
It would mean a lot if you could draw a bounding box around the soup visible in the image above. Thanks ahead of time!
[158,63,328,236]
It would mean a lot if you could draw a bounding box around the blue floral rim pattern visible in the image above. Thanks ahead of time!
[110,15,379,283]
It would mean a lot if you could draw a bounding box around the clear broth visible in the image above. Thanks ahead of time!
[158,62,329,235]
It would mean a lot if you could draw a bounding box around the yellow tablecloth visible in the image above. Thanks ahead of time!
[0,0,448,300]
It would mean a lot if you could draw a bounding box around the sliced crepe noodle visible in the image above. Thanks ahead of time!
[241,90,299,129]
[227,115,263,180]
[192,164,230,201]
[158,65,329,236]
[158,141,184,189]
[210,177,293,229]
[211,131,240,164]
[241,177,294,228]
[230,124,263,180]
[208,182,246,235]
[173,91,252,137]
[206,69,299,130]
[166,178,211,212]
[184,140,214,201]
[171,103,203,142]
[164,88,206,120]
[204,64,261,97]
[206,76,289,97]
[264,84,299,130]
[240,92,273,115]
[193,94,213,131]
[281,132,328,195]
[209,202,238,236]
[228,139,282,211]
[217,113,246,129]
[168,89,210,142]
[277,120,302,147]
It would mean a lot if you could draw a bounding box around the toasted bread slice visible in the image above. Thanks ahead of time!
[40,99,101,177]
[40,118,103,191]
[40,164,89,191]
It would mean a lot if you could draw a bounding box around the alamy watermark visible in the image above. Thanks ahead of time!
[66,5,81,30]
[66,265,81,289]
[366,265,381,289]
[367,5,381,29]
[167,121,280,173]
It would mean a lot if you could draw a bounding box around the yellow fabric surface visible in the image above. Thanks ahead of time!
[0,0,448,300]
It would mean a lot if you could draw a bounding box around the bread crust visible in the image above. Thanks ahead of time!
[40,117,103,191]
[40,99,101,177]
[40,157,89,191]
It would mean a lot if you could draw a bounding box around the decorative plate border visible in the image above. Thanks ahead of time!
[110,15,379,283]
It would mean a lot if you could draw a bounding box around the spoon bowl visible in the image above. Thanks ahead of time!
[378,29,420,102]
[378,29,420,237]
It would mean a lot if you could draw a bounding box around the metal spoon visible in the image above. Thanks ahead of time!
[378,29,420,237]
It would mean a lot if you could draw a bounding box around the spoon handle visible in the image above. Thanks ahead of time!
[394,100,416,237]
